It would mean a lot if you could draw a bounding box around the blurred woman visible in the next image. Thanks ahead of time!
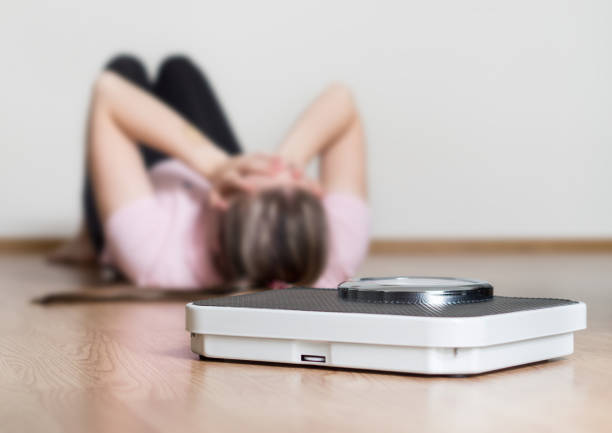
[52,54,369,289]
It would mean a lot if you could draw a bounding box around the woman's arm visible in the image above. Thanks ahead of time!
[276,83,367,198]
[88,71,232,222]
[89,71,277,221]
[90,71,278,222]
[94,71,230,178]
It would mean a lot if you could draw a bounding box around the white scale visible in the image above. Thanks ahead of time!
[186,277,586,375]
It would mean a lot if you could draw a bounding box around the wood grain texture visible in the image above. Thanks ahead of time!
[4,237,612,253]
[369,238,612,253]
[0,238,65,252]
[0,251,610,433]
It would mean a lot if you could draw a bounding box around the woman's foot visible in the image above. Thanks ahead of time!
[47,226,96,264]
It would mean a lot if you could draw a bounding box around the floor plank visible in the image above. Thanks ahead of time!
[0,251,610,433]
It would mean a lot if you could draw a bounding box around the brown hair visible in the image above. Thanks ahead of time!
[214,187,328,288]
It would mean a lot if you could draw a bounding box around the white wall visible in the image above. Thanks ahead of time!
[1,0,611,238]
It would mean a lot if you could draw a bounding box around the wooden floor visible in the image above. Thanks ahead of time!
[0,251,610,433]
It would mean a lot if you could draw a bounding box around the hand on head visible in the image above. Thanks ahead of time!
[209,153,322,210]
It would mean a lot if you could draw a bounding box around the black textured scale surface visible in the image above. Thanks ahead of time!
[193,288,578,318]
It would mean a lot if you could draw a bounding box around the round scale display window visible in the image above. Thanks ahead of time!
[337,277,494,304]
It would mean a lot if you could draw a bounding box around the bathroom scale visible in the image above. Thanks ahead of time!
[185,277,586,375]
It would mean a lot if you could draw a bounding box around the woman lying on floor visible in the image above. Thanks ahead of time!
[52,54,369,289]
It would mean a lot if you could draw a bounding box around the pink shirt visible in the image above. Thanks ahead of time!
[103,160,370,289]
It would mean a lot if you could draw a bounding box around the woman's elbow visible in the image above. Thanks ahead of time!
[92,71,120,101]
[326,81,358,120]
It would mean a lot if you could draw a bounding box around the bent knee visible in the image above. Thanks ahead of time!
[104,54,147,84]
[105,54,142,71]
[326,81,353,100]
[325,81,358,118]
[92,71,119,100]
[158,54,203,77]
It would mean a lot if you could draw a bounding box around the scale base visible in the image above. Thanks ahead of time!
[190,332,574,375]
